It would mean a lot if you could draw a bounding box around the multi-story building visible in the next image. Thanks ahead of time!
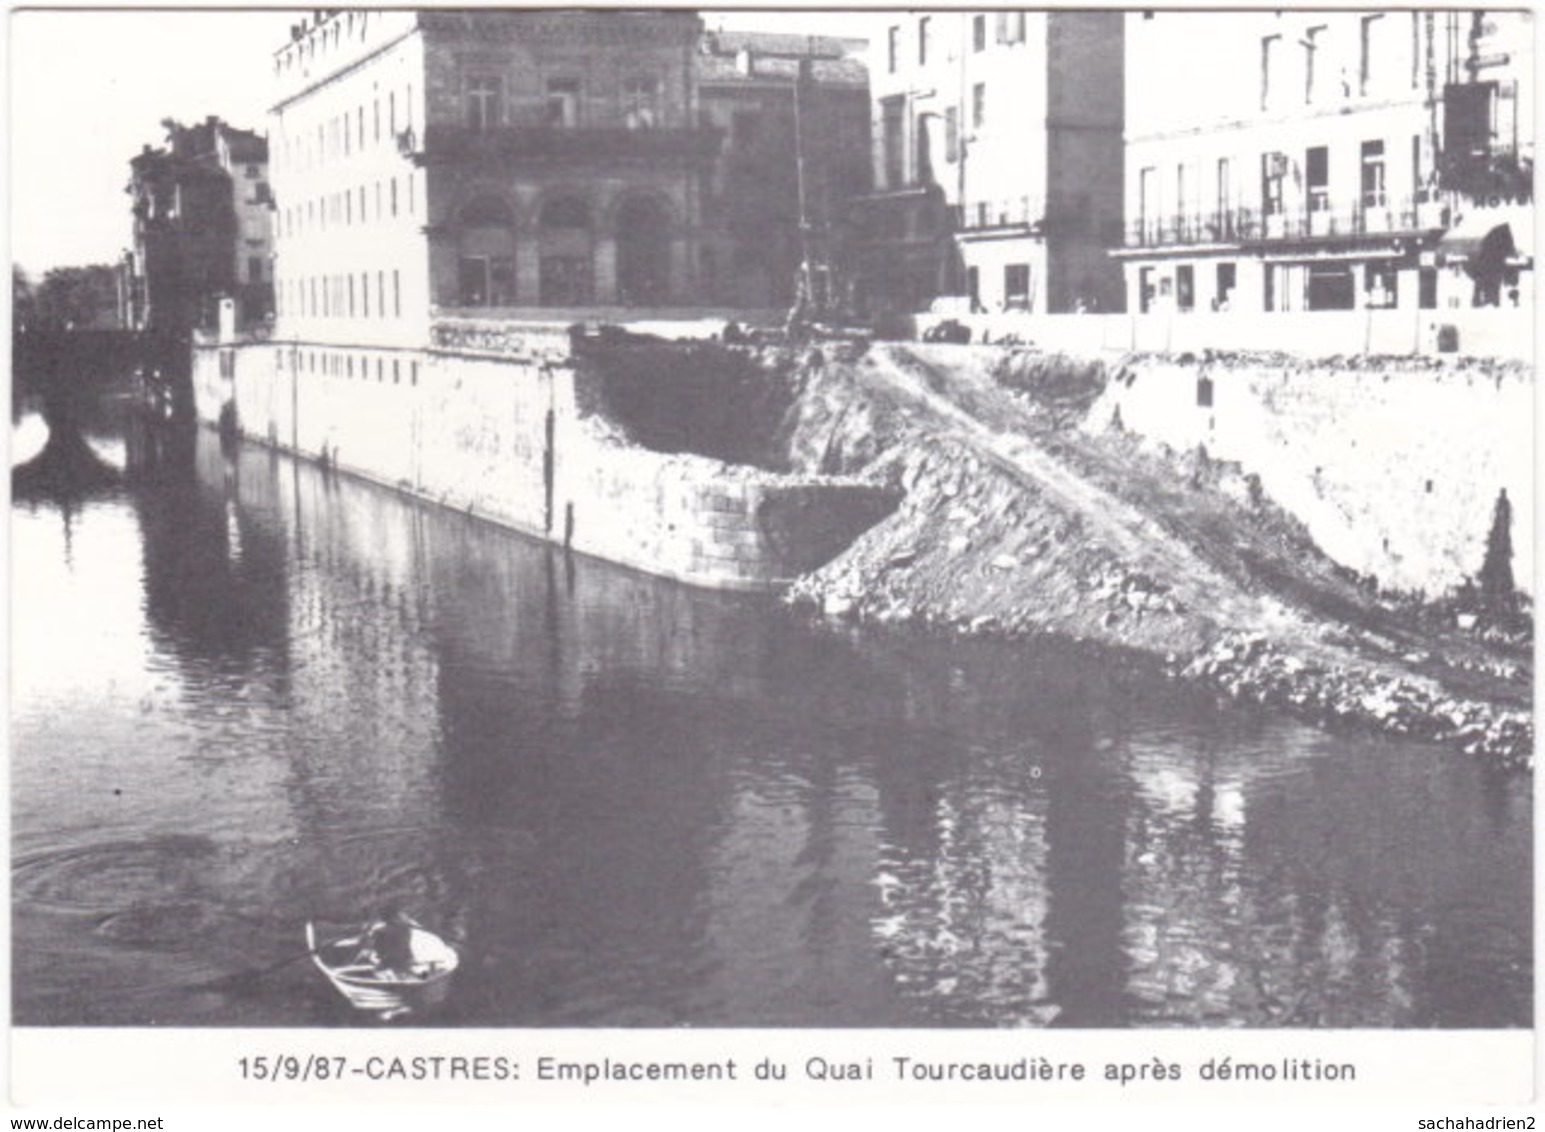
[267,8,724,349]
[1114,10,1533,315]
[122,116,273,334]
[856,11,1126,317]
[696,29,871,311]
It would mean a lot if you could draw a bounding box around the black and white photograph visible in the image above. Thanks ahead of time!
[7,1,1535,1118]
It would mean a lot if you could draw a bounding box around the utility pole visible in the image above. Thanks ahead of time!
[1426,9,1438,191]
[790,43,815,328]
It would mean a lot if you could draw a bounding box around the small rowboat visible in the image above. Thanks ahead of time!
[306,920,459,1020]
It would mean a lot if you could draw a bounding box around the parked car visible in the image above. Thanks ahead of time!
[922,319,971,344]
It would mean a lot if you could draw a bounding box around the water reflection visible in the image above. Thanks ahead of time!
[11,415,1531,1029]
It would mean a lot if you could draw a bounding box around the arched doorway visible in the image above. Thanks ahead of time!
[538,196,593,305]
[616,195,671,306]
[457,196,515,307]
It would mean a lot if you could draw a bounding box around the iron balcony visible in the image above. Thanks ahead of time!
[1124,195,1452,249]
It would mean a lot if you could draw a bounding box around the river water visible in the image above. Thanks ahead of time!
[10,392,1531,1029]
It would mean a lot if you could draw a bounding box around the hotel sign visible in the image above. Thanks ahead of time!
[1464,192,1533,210]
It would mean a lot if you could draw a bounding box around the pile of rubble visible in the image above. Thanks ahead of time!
[772,342,1532,771]
[1181,631,1533,769]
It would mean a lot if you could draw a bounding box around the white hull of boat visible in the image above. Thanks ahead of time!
[307,921,459,1019]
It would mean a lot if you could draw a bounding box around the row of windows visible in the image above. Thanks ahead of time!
[277,270,404,321]
[962,262,1034,311]
[280,348,422,386]
[276,84,413,176]
[278,174,418,240]
[886,12,1027,73]
[462,72,663,131]
[1137,262,1238,313]
[1137,135,1431,223]
[1260,13,1428,111]
[1135,261,1436,314]
[879,83,988,188]
[274,11,379,76]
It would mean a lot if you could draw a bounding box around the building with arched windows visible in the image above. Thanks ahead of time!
[195,9,899,592]
[267,9,722,347]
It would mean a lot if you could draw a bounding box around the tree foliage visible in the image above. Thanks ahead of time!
[20,264,120,331]
[1478,487,1517,620]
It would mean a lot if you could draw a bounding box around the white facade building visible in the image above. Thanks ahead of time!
[858,10,1125,316]
[269,11,432,350]
[1114,10,1533,316]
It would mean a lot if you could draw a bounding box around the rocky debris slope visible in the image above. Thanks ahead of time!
[774,342,1532,768]
[1183,632,1531,769]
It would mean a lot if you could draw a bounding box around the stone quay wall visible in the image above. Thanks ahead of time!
[1084,356,1534,599]
[556,422,899,587]
[191,333,894,591]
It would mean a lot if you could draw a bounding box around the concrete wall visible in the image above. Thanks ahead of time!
[914,307,1533,363]
[193,334,894,591]
[554,421,899,588]
[191,346,236,426]
[1085,356,1534,598]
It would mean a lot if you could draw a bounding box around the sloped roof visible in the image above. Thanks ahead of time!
[703,28,866,60]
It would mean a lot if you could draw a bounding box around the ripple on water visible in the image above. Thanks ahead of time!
[94,899,224,947]
[13,833,221,912]
[9,834,293,1022]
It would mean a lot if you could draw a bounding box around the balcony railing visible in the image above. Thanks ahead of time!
[955,196,1043,231]
[402,124,723,165]
[1125,196,1453,249]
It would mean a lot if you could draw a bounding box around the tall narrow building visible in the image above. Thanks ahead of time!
[123,116,273,336]
[855,11,1125,317]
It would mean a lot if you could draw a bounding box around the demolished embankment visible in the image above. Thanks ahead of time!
[746,341,1531,768]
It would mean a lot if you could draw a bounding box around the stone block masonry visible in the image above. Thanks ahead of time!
[191,334,896,591]
[554,428,900,588]
[1085,355,1533,598]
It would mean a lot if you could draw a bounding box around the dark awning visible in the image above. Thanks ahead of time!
[1439,205,1534,265]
